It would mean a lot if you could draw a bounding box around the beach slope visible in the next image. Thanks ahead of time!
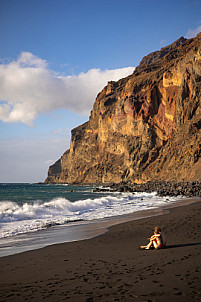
[0,200,201,301]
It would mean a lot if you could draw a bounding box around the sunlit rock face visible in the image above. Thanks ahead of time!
[45,33,201,184]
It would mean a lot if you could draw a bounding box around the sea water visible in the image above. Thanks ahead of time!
[0,183,180,257]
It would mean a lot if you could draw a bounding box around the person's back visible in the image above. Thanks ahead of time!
[160,231,166,247]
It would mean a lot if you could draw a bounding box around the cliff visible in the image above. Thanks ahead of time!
[45,33,201,184]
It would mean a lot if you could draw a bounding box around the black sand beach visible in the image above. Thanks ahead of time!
[0,199,201,302]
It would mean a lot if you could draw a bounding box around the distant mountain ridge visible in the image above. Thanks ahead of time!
[45,33,201,184]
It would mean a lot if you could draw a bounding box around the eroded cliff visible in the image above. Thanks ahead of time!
[45,33,201,184]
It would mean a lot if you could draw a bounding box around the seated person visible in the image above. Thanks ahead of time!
[140,226,165,250]
[155,226,166,248]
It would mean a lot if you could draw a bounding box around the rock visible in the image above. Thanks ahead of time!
[97,180,201,197]
[45,33,201,184]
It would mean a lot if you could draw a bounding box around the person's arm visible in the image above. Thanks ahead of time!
[148,235,156,240]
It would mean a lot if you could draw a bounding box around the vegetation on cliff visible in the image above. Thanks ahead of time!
[45,33,201,184]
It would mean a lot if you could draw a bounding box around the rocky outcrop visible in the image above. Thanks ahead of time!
[45,33,201,184]
[94,181,201,197]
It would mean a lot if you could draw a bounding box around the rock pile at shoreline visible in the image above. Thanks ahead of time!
[94,181,201,197]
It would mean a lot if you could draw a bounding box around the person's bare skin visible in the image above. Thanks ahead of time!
[140,230,162,250]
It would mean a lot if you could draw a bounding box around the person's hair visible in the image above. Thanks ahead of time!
[154,226,161,233]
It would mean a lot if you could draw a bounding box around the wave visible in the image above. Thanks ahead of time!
[0,192,177,238]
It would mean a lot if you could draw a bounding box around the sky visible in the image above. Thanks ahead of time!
[0,0,201,183]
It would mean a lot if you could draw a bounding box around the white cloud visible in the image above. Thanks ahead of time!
[51,128,71,137]
[0,52,134,126]
[160,39,166,46]
[186,24,201,38]
[17,52,47,68]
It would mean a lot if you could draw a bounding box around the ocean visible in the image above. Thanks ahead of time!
[0,183,180,257]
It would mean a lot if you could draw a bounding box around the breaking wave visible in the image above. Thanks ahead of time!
[0,192,177,238]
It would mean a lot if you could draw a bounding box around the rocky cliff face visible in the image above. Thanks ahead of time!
[45,33,201,184]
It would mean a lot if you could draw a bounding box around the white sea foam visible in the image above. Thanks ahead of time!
[0,192,178,238]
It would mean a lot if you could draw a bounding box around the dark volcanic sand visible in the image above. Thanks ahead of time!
[0,200,201,302]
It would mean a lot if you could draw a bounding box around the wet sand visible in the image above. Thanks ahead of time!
[0,199,201,301]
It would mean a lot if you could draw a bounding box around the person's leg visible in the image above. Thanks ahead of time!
[145,240,153,249]
[153,240,159,249]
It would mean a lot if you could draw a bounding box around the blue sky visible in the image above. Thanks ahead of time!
[0,0,201,182]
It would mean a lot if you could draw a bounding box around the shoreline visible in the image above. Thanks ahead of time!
[0,197,199,258]
[94,180,201,197]
[0,197,201,301]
